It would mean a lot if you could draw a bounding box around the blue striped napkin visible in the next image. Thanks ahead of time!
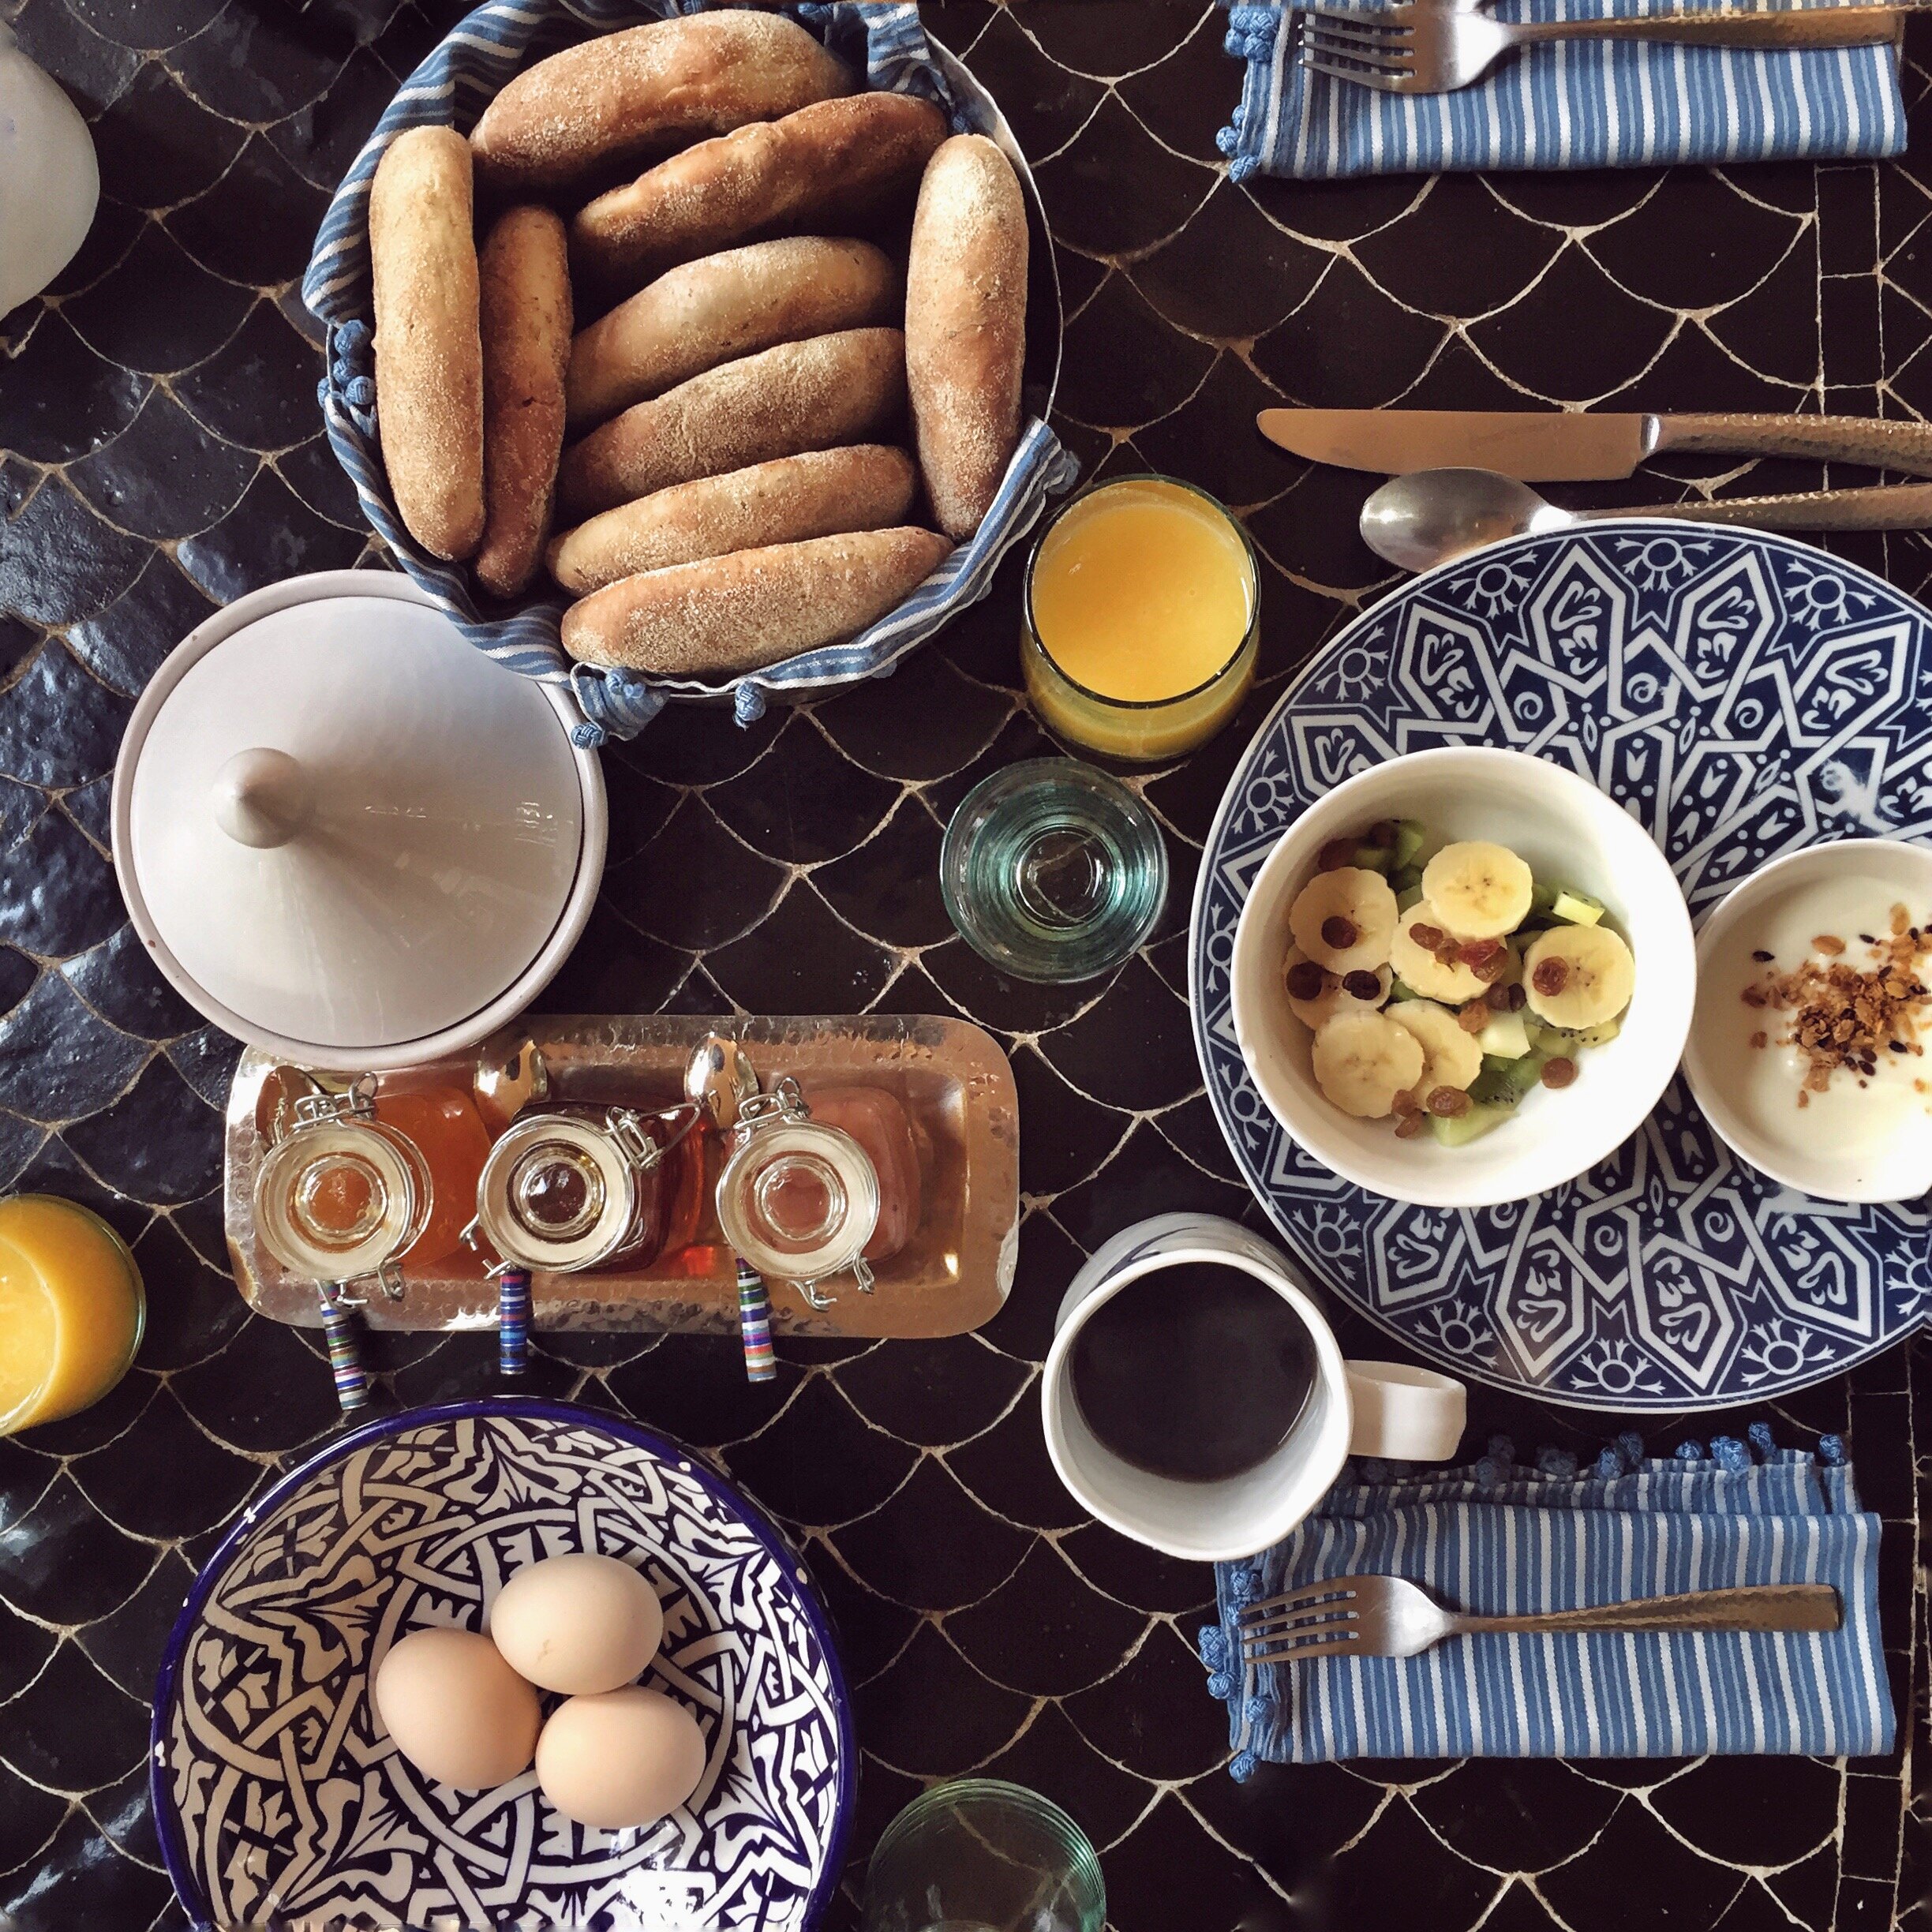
[1218,0,1904,179]
[302,1,1078,747]
[1199,1430,1893,1766]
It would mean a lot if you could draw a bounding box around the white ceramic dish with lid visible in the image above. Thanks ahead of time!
[1684,837,1932,1204]
[1229,745,1696,1209]
[111,570,605,1071]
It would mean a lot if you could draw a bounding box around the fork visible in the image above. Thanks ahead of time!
[1237,1574,1842,1662]
[1300,0,1909,95]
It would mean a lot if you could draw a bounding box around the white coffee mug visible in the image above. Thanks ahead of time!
[1042,1212,1466,1563]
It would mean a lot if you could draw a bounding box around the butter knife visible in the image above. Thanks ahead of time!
[1257,407,1932,482]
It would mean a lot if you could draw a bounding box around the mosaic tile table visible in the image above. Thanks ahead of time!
[0,2,1926,1926]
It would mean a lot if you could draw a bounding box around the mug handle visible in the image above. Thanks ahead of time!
[1345,1361,1466,1462]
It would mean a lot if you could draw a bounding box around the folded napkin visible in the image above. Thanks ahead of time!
[1218,0,1905,179]
[1199,1428,1892,1767]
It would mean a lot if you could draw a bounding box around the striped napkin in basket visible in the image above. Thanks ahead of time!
[1199,1428,1892,1767]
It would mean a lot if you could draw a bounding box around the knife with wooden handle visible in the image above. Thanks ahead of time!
[1258,408,1932,481]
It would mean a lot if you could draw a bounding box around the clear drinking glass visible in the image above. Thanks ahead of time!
[860,1778,1106,1932]
[940,758,1167,983]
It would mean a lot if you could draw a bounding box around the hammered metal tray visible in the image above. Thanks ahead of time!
[223,1015,1019,1338]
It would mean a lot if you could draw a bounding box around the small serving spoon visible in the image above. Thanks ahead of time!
[1361,467,1932,573]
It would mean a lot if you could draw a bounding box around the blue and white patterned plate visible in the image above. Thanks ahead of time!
[1192,522,1932,1412]
[152,1400,854,1930]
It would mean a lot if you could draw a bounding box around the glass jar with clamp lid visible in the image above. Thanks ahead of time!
[471,1103,702,1275]
[716,1077,880,1308]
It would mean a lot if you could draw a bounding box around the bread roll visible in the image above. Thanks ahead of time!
[370,127,485,561]
[549,446,916,593]
[566,237,896,432]
[572,92,948,284]
[470,13,852,193]
[561,527,955,678]
[557,327,904,521]
[475,206,572,598]
[905,134,1028,541]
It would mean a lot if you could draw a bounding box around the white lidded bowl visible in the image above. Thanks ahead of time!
[1229,745,1695,1208]
[111,571,605,1072]
[1683,838,1932,1204]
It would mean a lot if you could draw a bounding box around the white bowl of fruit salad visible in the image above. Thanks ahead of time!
[1229,746,1695,1208]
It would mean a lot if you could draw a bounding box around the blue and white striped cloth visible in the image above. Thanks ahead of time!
[302,1,1077,747]
[1218,0,1904,179]
[1200,1431,1893,1765]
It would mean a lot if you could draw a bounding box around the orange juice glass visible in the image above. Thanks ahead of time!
[0,1194,145,1436]
[1023,474,1260,762]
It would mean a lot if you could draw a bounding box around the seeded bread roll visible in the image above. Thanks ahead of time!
[475,206,573,598]
[566,237,896,432]
[572,92,948,285]
[470,13,853,193]
[557,327,904,521]
[548,446,916,593]
[561,527,955,678]
[905,134,1028,541]
[370,127,485,561]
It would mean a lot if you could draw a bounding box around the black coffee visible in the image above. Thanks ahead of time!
[1069,1261,1317,1484]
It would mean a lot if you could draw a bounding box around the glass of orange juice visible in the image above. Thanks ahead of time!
[1022,474,1260,762]
[0,1194,145,1436]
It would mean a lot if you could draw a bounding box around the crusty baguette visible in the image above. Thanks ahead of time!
[475,206,573,598]
[470,13,852,193]
[905,134,1028,541]
[557,327,905,521]
[566,236,896,432]
[548,446,916,593]
[370,127,485,561]
[572,91,947,284]
[561,526,955,677]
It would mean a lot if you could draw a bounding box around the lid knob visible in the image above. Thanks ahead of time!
[212,747,312,850]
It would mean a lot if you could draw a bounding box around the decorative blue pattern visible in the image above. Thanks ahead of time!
[302,1,1078,746]
[1218,0,1904,180]
[1201,1440,1891,1763]
[1190,522,1932,1411]
[151,1401,854,1931]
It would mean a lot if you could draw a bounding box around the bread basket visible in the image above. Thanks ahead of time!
[302,0,1073,747]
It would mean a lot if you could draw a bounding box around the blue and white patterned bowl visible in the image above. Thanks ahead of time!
[151,1400,854,1930]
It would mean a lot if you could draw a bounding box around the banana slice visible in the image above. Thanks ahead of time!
[1388,901,1485,1003]
[1311,1010,1425,1118]
[1522,923,1636,1030]
[1288,866,1398,974]
[1386,998,1482,1096]
[1421,841,1534,941]
[1284,948,1392,1029]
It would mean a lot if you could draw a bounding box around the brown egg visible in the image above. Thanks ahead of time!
[489,1551,665,1695]
[373,1627,541,1790]
[536,1686,706,1829]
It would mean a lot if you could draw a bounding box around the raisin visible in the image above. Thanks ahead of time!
[1531,957,1570,997]
[1751,949,1774,963]
[1473,949,1511,985]
[1541,1057,1578,1090]
[1457,1002,1490,1034]
[1286,960,1327,1002]
[1427,1086,1471,1117]
[1485,984,1511,1012]
[1317,838,1356,871]
[1322,915,1358,951]
[1394,1113,1428,1138]
[1457,938,1501,968]
[1391,1089,1421,1117]
[1409,923,1444,949]
[1368,820,1399,848]
[1506,984,1527,1011]
[1342,969,1382,1002]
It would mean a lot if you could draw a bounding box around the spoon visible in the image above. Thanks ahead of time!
[1360,466,1932,572]
[685,1035,777,1384]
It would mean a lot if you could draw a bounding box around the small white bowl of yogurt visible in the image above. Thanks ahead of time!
[1685,839,1932,1203]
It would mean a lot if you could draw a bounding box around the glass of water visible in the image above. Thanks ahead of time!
[860,1778,1106,1932]
[940,758,1167,983]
